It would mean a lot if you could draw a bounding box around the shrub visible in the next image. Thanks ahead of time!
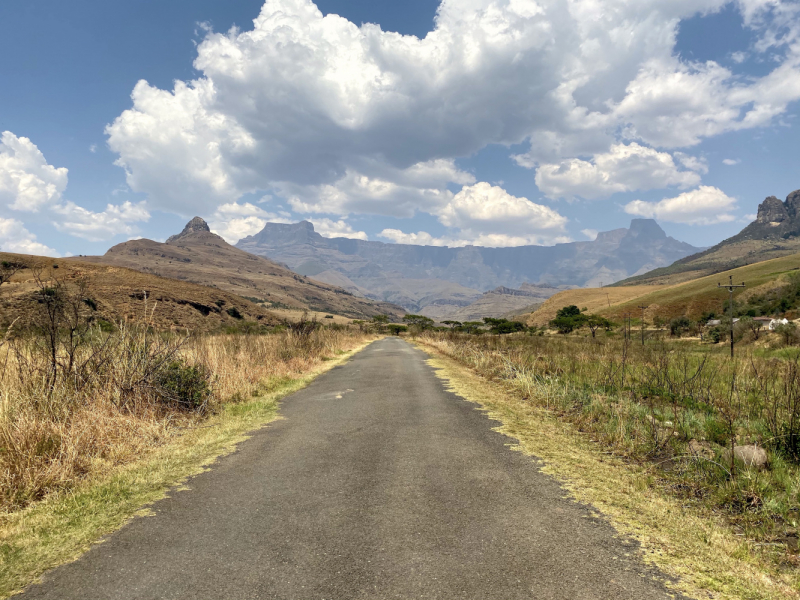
[669,316,691,337]
[97,319,116,333]
[226,307,243,320]
[484,317,526,334]
[155,360,212,411]
[774,322,798,346]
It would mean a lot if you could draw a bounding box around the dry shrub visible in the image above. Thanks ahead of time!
[0,323,369,511]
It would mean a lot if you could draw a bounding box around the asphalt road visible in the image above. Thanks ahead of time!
[20,338,685,599]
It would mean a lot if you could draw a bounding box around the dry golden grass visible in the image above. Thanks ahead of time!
[0,333,374,599]
[268,308,354,324]
[602,252,800,321]
[525,286,659,326]
[0,252,278,333]
[417,340,800,600]
[0,326,370,512]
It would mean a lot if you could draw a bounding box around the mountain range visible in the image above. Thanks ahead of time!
[81,217,404,319]
[236,219,701,314]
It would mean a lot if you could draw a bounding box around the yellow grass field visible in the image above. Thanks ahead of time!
[526,251,800,325]
[525,286,659,326]
[601,252,800,321]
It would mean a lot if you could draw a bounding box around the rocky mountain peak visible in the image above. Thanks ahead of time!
[166,217,211,243]
[734,189,800,241]
[625,218,667,240]
[756,196,789,224]
[786,189,800,219]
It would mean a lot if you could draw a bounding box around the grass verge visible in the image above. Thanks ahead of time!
[0,340,372,599]
[416,341,799,600]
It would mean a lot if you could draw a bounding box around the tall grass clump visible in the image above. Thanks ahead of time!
[418,330,800,556]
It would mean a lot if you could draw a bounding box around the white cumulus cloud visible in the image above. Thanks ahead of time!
[307,218,368,240]
[534,143,702,200]
[378,182,569,247]
[53,201,151,242]
[437,182,567,241]
[0,131,151,250]
[0,217,60,256]
[623,185,737,225]
[102,0,800,233]
[0,131,68,212]
[208,202,291,243]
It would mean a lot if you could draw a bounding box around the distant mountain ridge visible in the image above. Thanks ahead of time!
[616,188,800,287]
[237,218,701,312]
[81,218,404,319]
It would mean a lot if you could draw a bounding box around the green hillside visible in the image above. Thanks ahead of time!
[601,252,800,321]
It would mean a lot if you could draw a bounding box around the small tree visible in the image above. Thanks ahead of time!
[441,320,462,329]
[669,316,691,337]
[556,305,581,319]
[586,314,611,338]
[460,321,484,334]
[775,322,799,346]
[371,314,389,333]
[387,324,408,336]
[737,315,762,341]
[550,305,587,334]
[403,314,434,330]
[483,317,525,334]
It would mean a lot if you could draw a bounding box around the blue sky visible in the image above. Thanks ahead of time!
[1,0,799,257]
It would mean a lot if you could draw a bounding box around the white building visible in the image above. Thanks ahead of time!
[769,318,789,331]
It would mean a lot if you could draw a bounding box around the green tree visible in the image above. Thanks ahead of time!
[387,324,408,336]
[483,317,526,334]
[669,316,691,337]
[586,314,611,338]
[403,314,435,330]
[550,305,588,334]
[460,321,484,334]
[556,305,581,319]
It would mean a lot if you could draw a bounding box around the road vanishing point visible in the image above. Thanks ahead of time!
[20,338,685,600]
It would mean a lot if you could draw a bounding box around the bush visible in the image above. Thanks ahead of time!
[669,316,691,337]
[484,317,526,334]
[774,322,799,346]
[226,307,243,320]
[155,360,212,411]
[550,305,587,334]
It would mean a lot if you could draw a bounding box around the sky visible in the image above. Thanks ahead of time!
[1,0,799,257]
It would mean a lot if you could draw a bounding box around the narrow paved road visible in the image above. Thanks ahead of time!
[20,338,684,599]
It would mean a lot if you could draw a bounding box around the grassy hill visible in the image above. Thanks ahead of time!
[525,286,659,326]
[79,219,403,320]
[525,252,800,326]
[613,238,800,288]
[616,189,800,287]
[0,253,279,333]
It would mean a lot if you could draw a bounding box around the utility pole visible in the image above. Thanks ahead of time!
[638,305,648,345]
[718,275,745,358]
[622,312,631,341]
